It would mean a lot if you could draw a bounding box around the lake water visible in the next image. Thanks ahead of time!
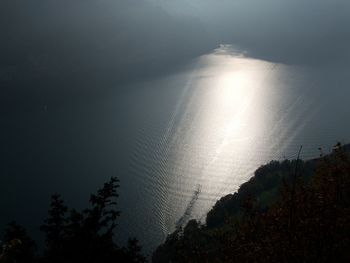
[113,46,350,252]
[2,46,350,254]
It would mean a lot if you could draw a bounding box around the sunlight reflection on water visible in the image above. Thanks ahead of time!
[125,45,350,252]
[159,46,302,229]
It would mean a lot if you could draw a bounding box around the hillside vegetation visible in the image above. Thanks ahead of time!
[153,143,350,262]
[1,143,349,262]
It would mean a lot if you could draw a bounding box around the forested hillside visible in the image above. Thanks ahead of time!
[2,144,349,262]
[153,143,350,262]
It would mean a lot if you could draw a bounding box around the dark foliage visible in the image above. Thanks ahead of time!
[0,177,146,263]
[0,221,36,263]
[153,143,350,262]
[206,159,316,228]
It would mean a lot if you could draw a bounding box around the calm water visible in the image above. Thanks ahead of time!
[116,46,350,252]
[2,46,350,253]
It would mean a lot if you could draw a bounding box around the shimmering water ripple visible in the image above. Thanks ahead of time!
[120,46,350,252]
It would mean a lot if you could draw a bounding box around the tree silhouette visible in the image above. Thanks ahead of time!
[40,176,146,263]
[40,194,68,262]
[0,221,36,263]
[1,177,146,263]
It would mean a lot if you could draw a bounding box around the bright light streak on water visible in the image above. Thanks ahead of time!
[123,45,350,252]
[152,46,310,228]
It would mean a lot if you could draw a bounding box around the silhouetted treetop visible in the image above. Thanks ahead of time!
[1,177,145,263]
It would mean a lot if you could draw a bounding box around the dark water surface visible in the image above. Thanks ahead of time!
[2,46,350,253]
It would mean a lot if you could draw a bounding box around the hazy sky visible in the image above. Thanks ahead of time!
[156,0,350,64]
[1,0,349,106]
[1,0,212,108]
